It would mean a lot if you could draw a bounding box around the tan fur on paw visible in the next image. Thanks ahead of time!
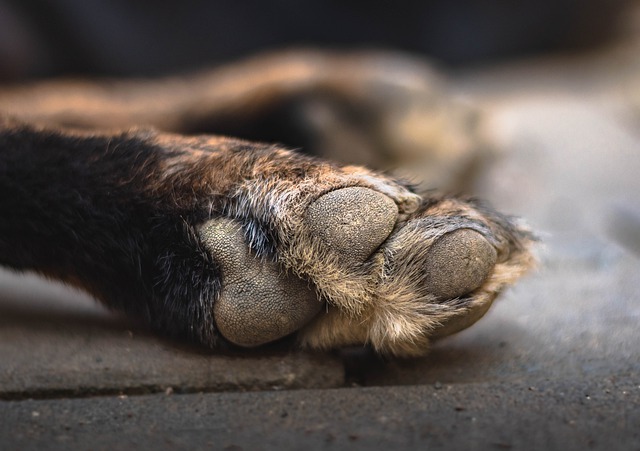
[298,195,534,356]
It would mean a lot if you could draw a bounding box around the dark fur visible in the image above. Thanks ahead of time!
[0,125,222,345]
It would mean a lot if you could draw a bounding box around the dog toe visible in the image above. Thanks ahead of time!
[304,187,398,265]
[423,228,497,300]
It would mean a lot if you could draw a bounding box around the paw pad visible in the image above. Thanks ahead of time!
[304,187,398,264]
[423,228,497,300]
[198,218,322,347]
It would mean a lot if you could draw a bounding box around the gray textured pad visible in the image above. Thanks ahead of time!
[424,228,497,301]
[304,187,398,264]
[198,218,322,347]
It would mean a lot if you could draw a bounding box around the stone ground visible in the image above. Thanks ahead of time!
[2,36,640,451]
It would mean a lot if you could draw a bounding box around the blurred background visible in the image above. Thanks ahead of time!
[0,0,636,80]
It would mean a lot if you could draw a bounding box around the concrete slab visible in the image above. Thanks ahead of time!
[1,380,638,451]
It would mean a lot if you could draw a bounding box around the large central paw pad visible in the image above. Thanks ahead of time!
[198,218,322,347]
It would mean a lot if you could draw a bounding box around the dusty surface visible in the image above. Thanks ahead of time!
[2,379,638,451]
[2,36,640,449]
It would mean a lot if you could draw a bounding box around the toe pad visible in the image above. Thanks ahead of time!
[424,229,497,300]
[304,187,398,264]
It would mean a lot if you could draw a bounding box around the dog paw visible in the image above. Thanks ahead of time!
[0,118,533,358]
[188,150,534,356]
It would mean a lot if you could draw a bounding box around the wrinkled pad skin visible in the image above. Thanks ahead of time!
[198,218,322,347]
[304,187,398,264]
[423,228,497,301]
